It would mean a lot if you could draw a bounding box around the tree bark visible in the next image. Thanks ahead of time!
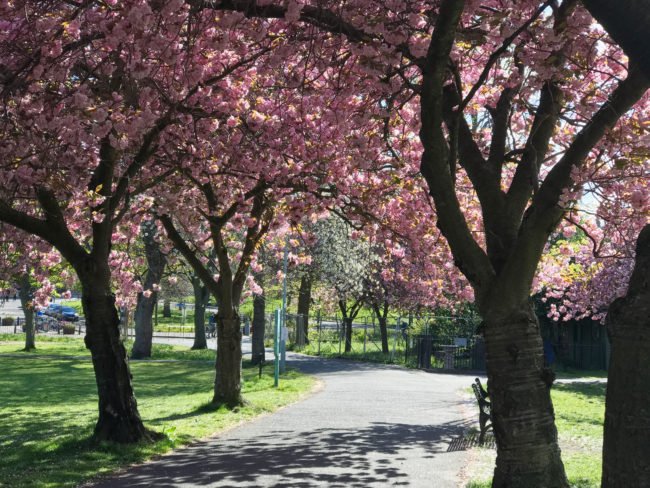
[191,275,209,350]
[213,310,245,407]
[132,221,166,359]
[18,273,35,351]
[378,316,389,355]
[297,274,311,344]
[479,292,567,487]
[582,0,650,82]
[343,317,353,353]
[80,266,155,443]
[132,292,154,358]
[251,291,266,365]
[372,301,390,355]
[602,224,650,487]
[162,299,171,317]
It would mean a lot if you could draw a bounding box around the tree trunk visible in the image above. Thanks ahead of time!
[213,310,245,407]
[344,317,353,353]
[80,272,155,443]
[602,224,650,486]
[251,292,266,366]
[480,294,567,487]
[192,275,209,350]
[131,293,156,359]
[378,316,389,355]
[18,273,35,351]
[297,274,311,344]
[372,302,390,355]
[132,221,166,359]
[162,299,171,318]
[582,0,650,82]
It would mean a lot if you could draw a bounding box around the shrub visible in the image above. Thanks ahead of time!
[1,317,15,326]
[62,323,76,335]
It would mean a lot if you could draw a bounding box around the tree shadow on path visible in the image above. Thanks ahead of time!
[91,419,467,487]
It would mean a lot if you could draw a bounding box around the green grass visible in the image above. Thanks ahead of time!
[553,366,608,380]
[0,343,314,488]
[0,336,217,361]
[466,381,606,487]
[553,382,606,486]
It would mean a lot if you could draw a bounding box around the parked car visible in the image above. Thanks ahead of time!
[45,303,63,317]
[59,306,79,322]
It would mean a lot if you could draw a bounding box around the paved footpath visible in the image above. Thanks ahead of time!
[91,347,476,488]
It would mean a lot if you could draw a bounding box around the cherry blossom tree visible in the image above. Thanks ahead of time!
[154,81,390,403]
[537,169,649,323]
[0,0,286,441]
[192,1,650,484]
[0,226,61,350]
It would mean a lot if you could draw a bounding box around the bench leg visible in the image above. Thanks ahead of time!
[478,412,489,445]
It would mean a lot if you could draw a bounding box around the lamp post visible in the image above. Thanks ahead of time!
[280,236,289,372]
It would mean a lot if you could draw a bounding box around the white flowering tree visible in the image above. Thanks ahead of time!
[313,216,377,352]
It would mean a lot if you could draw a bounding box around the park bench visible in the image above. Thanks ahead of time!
[472,377,492,445]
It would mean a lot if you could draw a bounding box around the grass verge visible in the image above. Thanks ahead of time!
[465,381,606,487]
[0,340,314,487]
[0,336,216,361]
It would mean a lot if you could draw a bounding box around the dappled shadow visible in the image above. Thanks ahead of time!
[91,418,467,487]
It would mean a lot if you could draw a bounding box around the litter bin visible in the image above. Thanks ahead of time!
[415,335,433,369]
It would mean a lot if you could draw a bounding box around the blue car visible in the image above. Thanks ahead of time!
[45,303,63,317]
[60,306,79,322]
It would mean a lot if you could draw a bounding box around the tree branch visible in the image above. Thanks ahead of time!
[199,0,417,62]
[158,213,221,299]
[508,67,649,294]
[458,1,551,112]
[419,0,494,289]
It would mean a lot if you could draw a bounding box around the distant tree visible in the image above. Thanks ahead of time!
[132,219,167,359]
[313,216,375,352]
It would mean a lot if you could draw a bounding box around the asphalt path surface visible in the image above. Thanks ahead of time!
[91,340,475,488]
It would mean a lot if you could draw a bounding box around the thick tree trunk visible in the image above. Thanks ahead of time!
[480,294,567,488]
[213,310,245,407]
[602,224,650,486]
[251,292,266,365]
[18,273,35,351]
[343,317,353,353]
[192,276,209,350]
[297,274,311,344]
[132,222,166,359]
[162,299,171,318]
[80,273,155,443]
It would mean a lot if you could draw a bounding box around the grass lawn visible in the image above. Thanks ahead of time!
[465,380,606,487]
[0,338,315,487]
[296,338,414,366]
[0,334,217,361]
[553,366,607,380]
